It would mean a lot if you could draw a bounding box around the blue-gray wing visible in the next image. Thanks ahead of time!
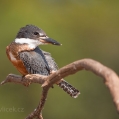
[42,50,58,71]
[19,47,50,75]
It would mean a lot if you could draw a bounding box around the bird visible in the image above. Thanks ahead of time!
[6,25,80,98]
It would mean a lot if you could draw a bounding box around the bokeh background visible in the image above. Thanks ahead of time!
[0,0,119,119]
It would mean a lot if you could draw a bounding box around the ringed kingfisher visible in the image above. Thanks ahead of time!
[6,25,80,98]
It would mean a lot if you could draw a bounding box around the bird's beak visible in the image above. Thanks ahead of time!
[39,36,61,46]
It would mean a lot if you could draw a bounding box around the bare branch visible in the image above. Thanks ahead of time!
[25,87,49,119]
[1,59,119,118]
[42,59,119,112]
[1,74,47,86]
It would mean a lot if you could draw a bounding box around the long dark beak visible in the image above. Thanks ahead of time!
[40,36,61,46]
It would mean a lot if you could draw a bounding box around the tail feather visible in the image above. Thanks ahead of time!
[57,80,80,98]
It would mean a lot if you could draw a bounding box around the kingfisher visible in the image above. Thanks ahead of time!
[6,25,80,98]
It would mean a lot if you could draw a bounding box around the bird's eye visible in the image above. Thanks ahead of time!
[34,32,39,35]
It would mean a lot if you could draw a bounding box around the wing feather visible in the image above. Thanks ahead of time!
[19,47,50,75]
[42,50,58,71]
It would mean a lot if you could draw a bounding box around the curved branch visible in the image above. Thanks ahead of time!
[1,59,119,119]
[42,59,119,112]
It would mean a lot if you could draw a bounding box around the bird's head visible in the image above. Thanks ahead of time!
[15,25,61,49]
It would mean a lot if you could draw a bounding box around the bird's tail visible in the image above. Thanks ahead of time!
[57,80,80,98]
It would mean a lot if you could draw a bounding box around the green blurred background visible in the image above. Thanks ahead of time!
[0,0,119,119]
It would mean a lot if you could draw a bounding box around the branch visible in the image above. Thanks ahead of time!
[1,74,47,86]
[1,58,119,119]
